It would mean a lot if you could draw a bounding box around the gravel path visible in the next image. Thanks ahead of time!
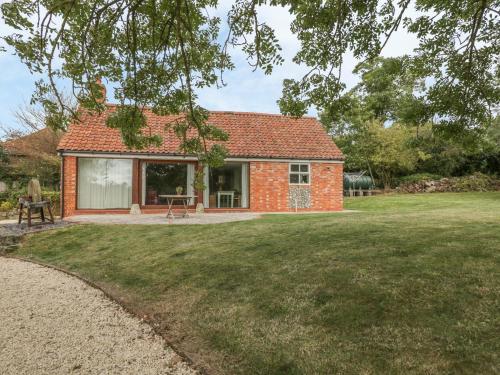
[0,257,197,375]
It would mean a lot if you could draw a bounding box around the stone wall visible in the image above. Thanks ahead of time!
[288,186,311,209]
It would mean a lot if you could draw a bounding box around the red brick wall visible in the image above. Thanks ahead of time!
[62,157,343,215]
[249,162,289,211]
[310,162,343,211]
[249,161,343,212]
[62,156,77,217]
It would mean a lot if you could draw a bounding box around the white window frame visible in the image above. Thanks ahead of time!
[289,163,310,185]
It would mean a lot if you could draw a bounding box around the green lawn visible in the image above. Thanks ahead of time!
[15,192,500,374]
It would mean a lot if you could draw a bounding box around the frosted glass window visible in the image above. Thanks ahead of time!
[78,158,132,209]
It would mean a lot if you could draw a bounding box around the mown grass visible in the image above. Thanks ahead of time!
[16,192,500,374]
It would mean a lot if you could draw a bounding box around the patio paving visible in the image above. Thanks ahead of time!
[66,212,262,225]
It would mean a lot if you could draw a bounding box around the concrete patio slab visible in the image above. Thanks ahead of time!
[65,212,262,225]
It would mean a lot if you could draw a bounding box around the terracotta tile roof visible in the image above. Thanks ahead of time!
[3,128,62,156]
[58,105,343,160]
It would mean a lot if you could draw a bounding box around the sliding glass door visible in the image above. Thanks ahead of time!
[141,162,195,205]
[78,158,132,209]
[206,163,248,208]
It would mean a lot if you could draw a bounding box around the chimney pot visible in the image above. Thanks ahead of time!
[95,77,107,103]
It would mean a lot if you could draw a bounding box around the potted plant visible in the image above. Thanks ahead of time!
[176,186,183,195]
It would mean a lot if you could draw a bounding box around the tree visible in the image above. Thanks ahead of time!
[322,56,434,135]
[320,56,425,174]
[0,99,70,188]
[327,113,422,188]
[417,117,500,176]
[1,0,498,165]
[278,1,499,133]
[321,55,499,182]
[0,144,10,181]
[1,96,70,151]
[365,121,421,188]
[1,0,285,167]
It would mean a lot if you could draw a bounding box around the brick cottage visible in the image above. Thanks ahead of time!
[58,105,344,217]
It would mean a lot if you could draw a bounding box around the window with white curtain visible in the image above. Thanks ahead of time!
[77,158,132,209]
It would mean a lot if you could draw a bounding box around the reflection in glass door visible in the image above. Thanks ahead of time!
[141,162,195,205]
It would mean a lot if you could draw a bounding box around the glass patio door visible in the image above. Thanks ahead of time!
[141,162,195,205]
[204,163,248,208]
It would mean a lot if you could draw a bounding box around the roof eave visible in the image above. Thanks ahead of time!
[57,149,344,162]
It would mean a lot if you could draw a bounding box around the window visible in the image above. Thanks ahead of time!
[78,158,132,209]
[289,163,310,184]
[144,162,192,205]
[206,163,249,208]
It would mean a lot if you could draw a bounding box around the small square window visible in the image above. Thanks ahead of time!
[289,163,310,185]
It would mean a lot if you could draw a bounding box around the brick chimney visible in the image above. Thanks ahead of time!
[95,77,107,103]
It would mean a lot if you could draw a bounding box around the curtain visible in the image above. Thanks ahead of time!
[187,163,195,204]
[141,162,147,205]
[241,163,249,208]
[78,158,132,209]
[203,165,210,207]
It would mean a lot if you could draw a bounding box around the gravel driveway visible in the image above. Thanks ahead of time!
[0,257,197,375]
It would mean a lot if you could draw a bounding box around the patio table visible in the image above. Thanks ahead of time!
[158,195,195,219]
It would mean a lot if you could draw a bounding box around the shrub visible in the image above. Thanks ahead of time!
[0,188,26,206]
[0,189,59,206]
[0,192,9,204]
[42,190,60,204]
[397,173,499,193]
[451,173,497,192]
[397,173,443,185]
[42,190,61,216]
[0,201,14,211]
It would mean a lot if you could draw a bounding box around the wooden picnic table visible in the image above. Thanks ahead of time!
[158,195,195,219]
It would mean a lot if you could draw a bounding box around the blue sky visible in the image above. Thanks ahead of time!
[0,3,418,133]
